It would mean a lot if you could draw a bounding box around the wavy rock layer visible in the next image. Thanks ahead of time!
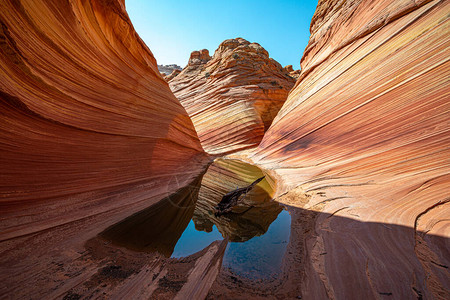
[0,0,207,296]
[252,0,450,298]
[169,38,295,155]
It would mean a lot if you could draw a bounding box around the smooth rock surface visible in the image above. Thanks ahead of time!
[0,0,207,297]
[251,0,450,298]
[0,0,207,240]
[169,38,296,155]
[1,0,449,299]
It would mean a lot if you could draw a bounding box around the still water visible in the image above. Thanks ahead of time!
[101,159,291,279]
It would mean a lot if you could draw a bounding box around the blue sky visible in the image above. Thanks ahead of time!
[125,0,318,70]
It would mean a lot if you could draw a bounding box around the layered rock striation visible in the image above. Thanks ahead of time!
[164,68,181,81]
[1,0,449,298]
[283,64,301,79]
[251,0,450,298]
[0,0,207,241]
[169,38,296,155]
[0,0,207,296]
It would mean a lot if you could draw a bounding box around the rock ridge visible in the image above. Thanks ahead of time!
[251,0,450,298]
[169,37,296,155]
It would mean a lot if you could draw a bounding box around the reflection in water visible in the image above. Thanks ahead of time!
[100,176,202,256]
[223,210,291,279]
[171,220,223,258]
[100,158,290,278]
[193,159,282,242]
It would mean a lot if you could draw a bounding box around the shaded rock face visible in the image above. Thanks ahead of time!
[100,174,204,256]
[100,158,281,251]
[0,0,208,297]
[169,38,296,155]
[252,0,450,299]
[0,0,206,241]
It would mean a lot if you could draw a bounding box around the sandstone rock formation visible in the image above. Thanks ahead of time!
[250,0,450,298]
[283,64,301,79]
[101,175,203,256]
[188,49,212,65]
[157,63,182,75]
[164,68,181,81]
[169,38,296,155]
[0,0,207,297]
[0,0,207,240]
[1,0,449,298]
[283,65,294,73]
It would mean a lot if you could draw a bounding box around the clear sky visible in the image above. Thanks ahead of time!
[125,0,318,70]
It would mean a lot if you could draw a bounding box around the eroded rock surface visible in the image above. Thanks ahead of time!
[250,0,450,298]
[0,0,207,298]
[158,63,182,75]
[283,64,301,79]
[169,38,296,155]
[164,68,182,81]
[1,0,449,299]
[0,0,207,240]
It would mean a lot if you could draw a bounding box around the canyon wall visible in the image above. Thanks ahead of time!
[252,0,449,298]
[0,0,207,240]
[1,0,448,298]
[169,38,295,155]
[0,0,207,296]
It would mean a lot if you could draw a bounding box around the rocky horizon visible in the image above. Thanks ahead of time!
[157,63,182,75]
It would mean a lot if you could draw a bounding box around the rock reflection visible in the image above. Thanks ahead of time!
[193,159,282,242]
[100,158,284,258]
[100,175,202,256]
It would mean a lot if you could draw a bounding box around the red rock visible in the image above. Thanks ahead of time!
[251,0,450,298]
[283,65,301,79]
[1,0,449,298]
[169,38,295,155]
[283,65,294,73]
[164,68,182,81]
[188,49,212,66]
[0,1,207,296]
[289,69,301,79]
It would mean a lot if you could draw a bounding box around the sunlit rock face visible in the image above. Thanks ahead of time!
[164,69,181,81]
[0,0,206,241]
[0,0,207,296]
[169,38,296,155]
[252,0,450,298]
[283,65,301,79]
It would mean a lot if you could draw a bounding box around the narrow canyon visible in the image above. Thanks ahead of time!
[0,0,448,299]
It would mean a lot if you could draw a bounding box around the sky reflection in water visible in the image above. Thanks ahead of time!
[102,159,291,279]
